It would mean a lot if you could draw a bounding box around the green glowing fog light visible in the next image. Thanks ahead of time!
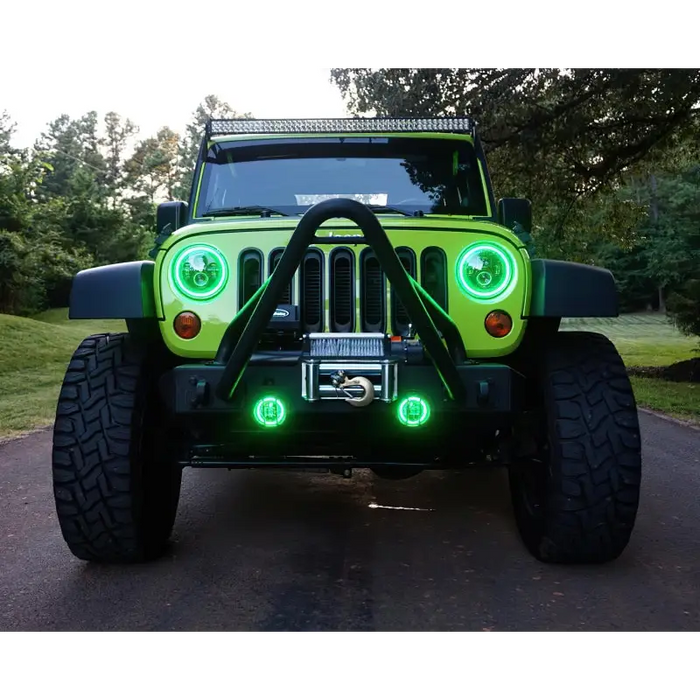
[171,244,228,300]
[397,396,430,427]
[253,396,287,427]
[456,243,515,299]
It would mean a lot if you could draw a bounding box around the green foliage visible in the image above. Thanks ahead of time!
[124,126,180,201]
[668,279,700,339]
[0,110,17,155]
[103,111,138,196]
[0,95,253,317]
[331,69,700,195]
[35,111,109,199]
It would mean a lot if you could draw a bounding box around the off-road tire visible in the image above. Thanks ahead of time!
[52,333,182,563]
[509,331,642,564]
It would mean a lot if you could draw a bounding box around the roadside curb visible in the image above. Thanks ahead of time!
[638,407,700,432]
[0,425,52,446]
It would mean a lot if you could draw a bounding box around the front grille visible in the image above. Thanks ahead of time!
[237,245,448,335]
[360,250,385,332]
[269,248,293,305]
[329,248,355,332]
[300,249,324,333]
[421,247,448,312]
[391,247,416,337]
[238,249,263,306]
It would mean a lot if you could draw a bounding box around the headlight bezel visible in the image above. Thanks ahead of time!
[169,243,229,301]
[455,242,517,300]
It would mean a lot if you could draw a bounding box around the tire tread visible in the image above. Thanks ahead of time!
[51,333,176,563]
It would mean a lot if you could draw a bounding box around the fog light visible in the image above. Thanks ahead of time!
[484,310,513,338]
[397,396,430,427]
[253,396,287,427]
[173,311,201,339]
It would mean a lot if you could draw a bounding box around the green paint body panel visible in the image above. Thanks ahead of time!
[154,215,532,359]
[147,128,533,360]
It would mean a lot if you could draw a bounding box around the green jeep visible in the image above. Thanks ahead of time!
[52,117,642,565]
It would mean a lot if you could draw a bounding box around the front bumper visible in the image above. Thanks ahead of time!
[160,356,524,423]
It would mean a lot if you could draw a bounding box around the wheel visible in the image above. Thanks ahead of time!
[52,333,182,563]
[509,331,642,564]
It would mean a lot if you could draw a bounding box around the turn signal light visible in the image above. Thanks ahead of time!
[485,310,512,338]
[174,311,202,339]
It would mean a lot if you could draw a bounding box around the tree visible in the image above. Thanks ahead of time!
[668,280,700,342]
[102,111,138,197]
[59,166,150,267]
[0,110,17,156]
[35,111,109,200]
[124,126,181,202]
[641,169,700,311]
[656,165,700,334]
[0,146,93,314]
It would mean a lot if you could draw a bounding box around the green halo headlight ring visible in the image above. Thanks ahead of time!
[170,244,229,301]
[456,243,516,300]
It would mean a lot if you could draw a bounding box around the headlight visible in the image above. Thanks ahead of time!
[456,243,515,299]
[170,244,228,300]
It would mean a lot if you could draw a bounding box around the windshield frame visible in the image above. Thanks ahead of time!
[189,134,496,223]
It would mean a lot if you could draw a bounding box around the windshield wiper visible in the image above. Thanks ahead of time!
[366,205,425,217]
[201,205,289,218]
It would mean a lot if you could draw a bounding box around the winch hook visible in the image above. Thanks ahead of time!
[330,370,375,407]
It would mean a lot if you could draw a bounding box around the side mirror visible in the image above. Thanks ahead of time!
[156,201,189,237]
[497,197,532,234]
[150,201,189,258]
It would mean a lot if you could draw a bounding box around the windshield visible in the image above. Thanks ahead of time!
[194,136,489,218]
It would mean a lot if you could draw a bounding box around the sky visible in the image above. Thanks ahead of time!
[0,66,349,148]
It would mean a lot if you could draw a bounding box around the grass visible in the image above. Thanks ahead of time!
[0,310,697,440]
[628,377,700,424]
[560,314,698,367]
[0,311,125,439]
[562,314,699,424]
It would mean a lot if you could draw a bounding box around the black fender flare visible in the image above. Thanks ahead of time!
[526,259,618,318]
[69,261,157,319]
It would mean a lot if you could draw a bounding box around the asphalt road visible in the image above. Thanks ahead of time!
[1,411,699,631]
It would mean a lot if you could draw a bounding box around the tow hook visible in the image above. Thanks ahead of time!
[330,370,375,407]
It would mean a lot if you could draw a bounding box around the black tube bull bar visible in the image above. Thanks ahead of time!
[214,198,469,403]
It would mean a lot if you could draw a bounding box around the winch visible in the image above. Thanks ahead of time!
[301,332,399,403]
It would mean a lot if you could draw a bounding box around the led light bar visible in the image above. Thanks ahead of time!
[207,117,475,137]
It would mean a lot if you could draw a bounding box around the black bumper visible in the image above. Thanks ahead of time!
[160,359,523,422]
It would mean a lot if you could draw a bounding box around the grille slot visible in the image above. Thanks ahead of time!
[391,247,416,336]
[421,247,448,312]
[269,248,293,305]
[301,248,324,333]
[238,249,263,307]
[329,248,355,332]
[360,250,386,333]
